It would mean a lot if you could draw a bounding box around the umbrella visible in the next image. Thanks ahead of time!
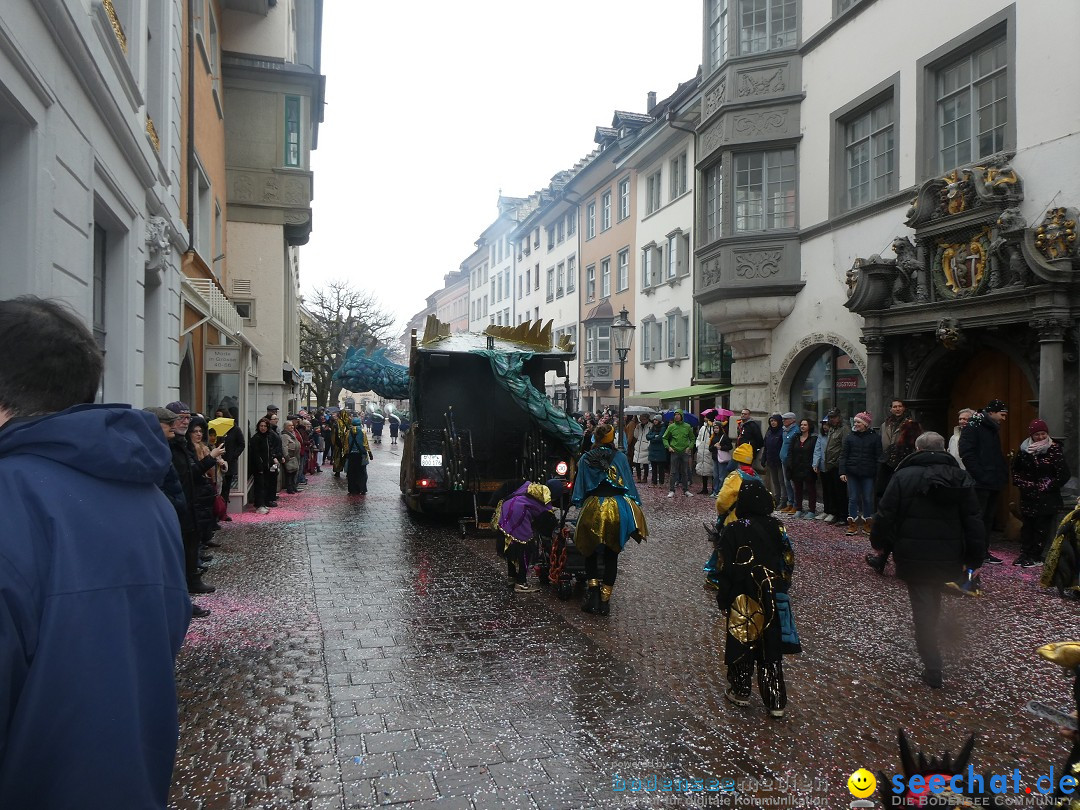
[662,410,700,427]
[207,417,234,435]
[623,405,656,416]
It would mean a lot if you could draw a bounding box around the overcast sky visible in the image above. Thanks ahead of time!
[301,1,702,333]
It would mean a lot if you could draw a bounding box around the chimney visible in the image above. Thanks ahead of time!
[647,91,657,113]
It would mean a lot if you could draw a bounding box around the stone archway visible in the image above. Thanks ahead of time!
[771,332,867,412]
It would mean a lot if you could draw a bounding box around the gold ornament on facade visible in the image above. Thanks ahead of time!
[979,165,1018,188]
[145,115,160,153]
[1034,208,1077,261]
[942,169,967,215]
[939,235,988,295]
[102,0,127,53]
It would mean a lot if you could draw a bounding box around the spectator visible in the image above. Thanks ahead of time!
[840,411,882,537]
[947,408,974,469]
[1012,418,1070,568]
[710,419,734,497]
[763,414,786,509]
[788,418,818,519]
[249,417,278,514]
[695,414,715,495]
[0,297,189,805]
[735,407,764,456]
[663,410,695,497]
[958,399,1010,564]
[281,420,301,494]
[878,398,912,497]
[632,414,652,483]
[646,416,668,486]
[219,405,245,503]
[868,431,985,689]
[778,412,799,514]
[819,409,849,524]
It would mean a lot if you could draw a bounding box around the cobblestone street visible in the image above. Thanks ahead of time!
[170,444,1079,809]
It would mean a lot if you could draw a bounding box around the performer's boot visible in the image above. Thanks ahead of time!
[599,584,613,616]
[582,579,601,614]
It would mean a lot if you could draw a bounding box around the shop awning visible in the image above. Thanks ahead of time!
[642,383,732,400]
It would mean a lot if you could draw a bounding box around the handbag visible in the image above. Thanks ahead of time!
[775,591,802,654]
[213,494,227,521]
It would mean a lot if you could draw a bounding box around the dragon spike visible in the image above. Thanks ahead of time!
[898,730,918,777]
[483,319,555,350]
[421,314,451,345]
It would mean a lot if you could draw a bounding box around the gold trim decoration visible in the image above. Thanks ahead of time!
[419,314,450,346]
[728,594,765,644]
[1034,207,1077,261]
[483,319,554,350]
[1036,640,1080,670]
[933,227,991,298]
[145,115,160,153]
[599,584,613,602]
[102,0,127,54]
[555,333,576,354]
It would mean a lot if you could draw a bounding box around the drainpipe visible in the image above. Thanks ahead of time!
[185,0,196,250]
[666,108,696,135]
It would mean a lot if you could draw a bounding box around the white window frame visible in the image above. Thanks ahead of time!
[618,177,630,221]
[844,97,896,211]
[707,0,729,73]
[556,261,565,298]
[734,149,797,232]
[738,0,797,55]
[601,258,611,298]
[646,170,662,215]
[670,152,688,199]
[567,256,577,293]
[617,249,629,292]
[546,267,555,302]
[601,192,612,230]
[936,37,1008,171]
[586,264,596,303]
[586,202,596,239]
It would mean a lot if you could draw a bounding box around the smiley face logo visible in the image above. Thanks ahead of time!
[848,768,877,799]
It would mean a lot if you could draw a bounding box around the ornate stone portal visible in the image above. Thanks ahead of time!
[844,154,1078,436]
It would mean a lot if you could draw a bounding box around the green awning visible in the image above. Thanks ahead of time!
[642,383,732,400]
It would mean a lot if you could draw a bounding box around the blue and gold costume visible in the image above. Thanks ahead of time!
[571,425,648,615]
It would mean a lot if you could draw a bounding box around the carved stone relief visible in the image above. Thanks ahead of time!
[734,250,783,280]
[700,257,723,287]
[737,67,785,97]
[701,126,727,158]
[704,78,726,118]
[145,216,172,272]
[234,173,253,201]
[732,110,788,139]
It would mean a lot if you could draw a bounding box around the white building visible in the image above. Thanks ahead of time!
[615,80,706,407]
[0,0,187,406]
[695,0,1080,495]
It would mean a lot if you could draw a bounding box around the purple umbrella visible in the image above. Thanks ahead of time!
[662,410,700,428]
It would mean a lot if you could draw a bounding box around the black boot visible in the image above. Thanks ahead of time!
[582,579,600,613]
[599,584,613,616]
[188,576,215,595]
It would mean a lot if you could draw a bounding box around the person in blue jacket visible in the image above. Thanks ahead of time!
[778,412,800,513]
[0,297,190,808]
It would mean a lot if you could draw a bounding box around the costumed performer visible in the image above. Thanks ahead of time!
[345,417,373,495]
[705,442,764,587]
[571,423,648,616]
[715,479,798,719]
[331,409,351,477]
[1043,498,1080,600]
[494,482,558,593]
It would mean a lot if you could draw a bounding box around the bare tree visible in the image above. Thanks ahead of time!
[300,281,397,408]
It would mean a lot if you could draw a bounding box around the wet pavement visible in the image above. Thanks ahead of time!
[170,448,1079,809]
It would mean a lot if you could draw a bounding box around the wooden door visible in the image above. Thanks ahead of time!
[947,349,1036,529]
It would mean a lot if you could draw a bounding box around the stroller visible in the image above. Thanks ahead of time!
[534,469,604,600]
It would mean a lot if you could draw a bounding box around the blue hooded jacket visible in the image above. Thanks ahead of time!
[0,404,190,808]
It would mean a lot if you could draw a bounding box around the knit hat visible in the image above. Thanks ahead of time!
[781,412,796,420]
[1028,418,1049,437]
[165,401,191,415]
[593,424,615,445]
[854,411,872,427]
[732,443,754,465]
[986,399,1008,413]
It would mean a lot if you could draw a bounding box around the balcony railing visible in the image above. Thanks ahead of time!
[184,277,243,336]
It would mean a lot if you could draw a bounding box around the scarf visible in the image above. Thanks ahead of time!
[1024,436,1052,455]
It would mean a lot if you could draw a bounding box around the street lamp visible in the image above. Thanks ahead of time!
[610,306,635,451]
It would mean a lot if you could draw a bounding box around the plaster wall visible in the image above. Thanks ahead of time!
[228,220,285,372]
[222,0,291,60]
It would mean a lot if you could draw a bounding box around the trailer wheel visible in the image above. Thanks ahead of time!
[557,582,572,601]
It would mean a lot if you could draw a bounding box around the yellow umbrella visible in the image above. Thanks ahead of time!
[207,417,234,436]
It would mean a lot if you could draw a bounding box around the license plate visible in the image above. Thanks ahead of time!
[420,454,443,467]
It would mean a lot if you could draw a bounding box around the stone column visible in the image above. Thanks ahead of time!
[1033,317,1067,435]
[860,333,886,422]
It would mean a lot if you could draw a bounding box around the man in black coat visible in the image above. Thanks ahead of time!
[735,408,764,453]
[219,405,245,502]
[958,398,1009,564]
[869,431,985,689]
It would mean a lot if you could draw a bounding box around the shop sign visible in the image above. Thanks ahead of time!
[205,346,241,373]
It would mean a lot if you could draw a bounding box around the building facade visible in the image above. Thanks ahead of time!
[695,0,1080,515]
[0,0,188,406]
